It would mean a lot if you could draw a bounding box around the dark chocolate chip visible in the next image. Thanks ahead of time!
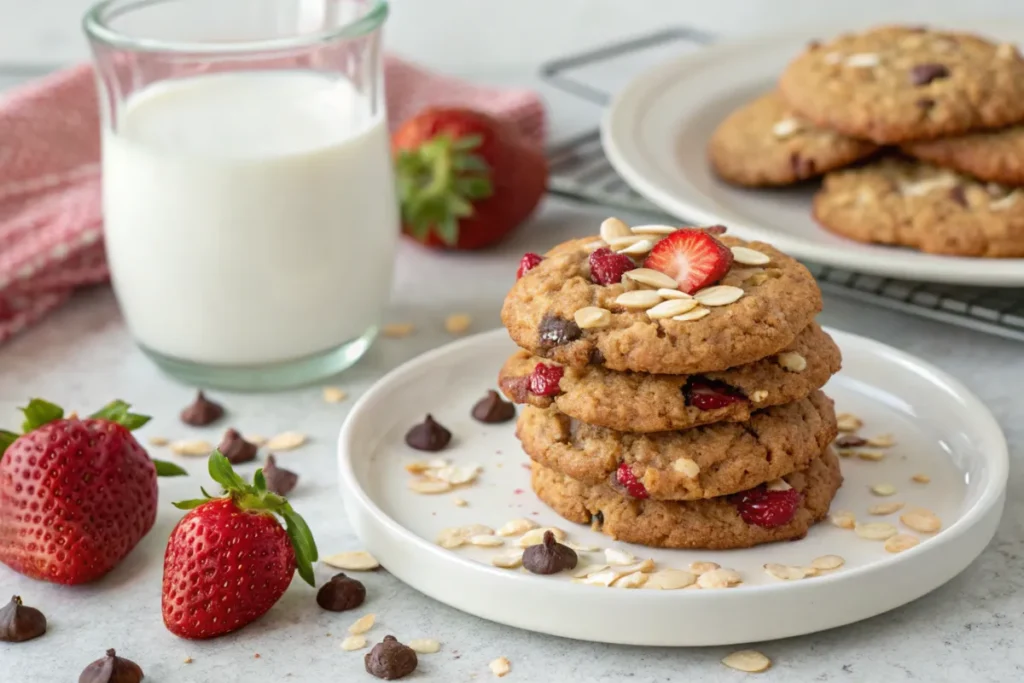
[471,390,516,423]
[522,531,578,575]
[316,573,366,612]
[365,635,418,680]
[593,510,604,526]
[588,347,605,365]
[835,434,868,448]
[262,455,298,495]
[537,315,581,349]
[807,39,821,49]
[180,391,224,426]
[703,224,728,236]
[0,596,46,643]
[217,428,258,464]
[404,414,452,451]
[909,63,950,86]
[948,185,967,207]
[78,649,143,683]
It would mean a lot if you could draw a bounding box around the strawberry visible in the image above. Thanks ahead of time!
[643,228,734,294]
[0,399,186,585]
[393,107,548,250]
[162,452,318,640]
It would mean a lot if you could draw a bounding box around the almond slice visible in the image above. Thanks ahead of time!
[854,522,898,540]
[574,306,612,329]
[322,386,348,403]
[630,224,678,235]
[604,548,637,566]
[613,571,648,588]
[697,568,741,589]
[408,638,441,654]
[656,288,693,299]
[730,246,771,265]
[614,290,664,310]
[688,561,720,575]
[574,569,623,587]
[170,439,213,456]
[265,431,306,451]
[646,298,698,319]
[900,508,941,533]
[764,563,810,581]
[856,450,887,462]
[491,550,525,569]
[381,322,415,338]
[810,555,844,570]
[323,550,379,571]
[865,433,895,447]
[468,535,504,548]
[672,307,710,322]
[489,657,511,678]
[693,285,744,307]
[722,650,772,673]
[606,235,648,249]
[868,502,904,515]
[911,473,931,484]
[148,436,169,447]
[600,217,632,241]
[836,413,863,432]
[885,534,920,553]
[616,239,655,255]
[445,313,472,335]
[870,483,897,497]
[830,510,856,529]
[671,457,700,478]
[497,518,538,537]
[776,351,807,372]
[624,268,678,289]
[347,613,375,635]
[408,479,452,494]
[643,569,697,590]
[517,527,567,547]
[341,635,367,651]
[572,563,609,578]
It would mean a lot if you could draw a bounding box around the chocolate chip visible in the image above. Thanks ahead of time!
[217,428,257,464]
[522,531,578,575]
[498,376,530,404]
[916,97,936,111]
[404,414,452,451]
[0,596,46,643]
[471,390,516,423]
[316,573,365,612]
[365,635,418,680]
[180,391,224,426]
[910,63,950,86]
[807,39,821,49]
[789,152,817,178]
[588,347,605,365]
[948,185,967,207]
[593,510,604,527]
[262,455,298,495]
[78,649,143,683]
[835,434,867,448]
[703,225,728,236]
[537,315,581,349]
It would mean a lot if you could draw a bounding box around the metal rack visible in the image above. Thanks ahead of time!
[540,29,1024,342]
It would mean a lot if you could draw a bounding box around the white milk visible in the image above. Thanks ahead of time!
[102,71,398,366]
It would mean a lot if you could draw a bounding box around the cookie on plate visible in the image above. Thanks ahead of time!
[530,447,843,550]
[813,157,1024,257]
[502,232,822,375]
[708,91,878,186]
[515,391,837,501]
[903,124,1024,186]
[779,26,1024,144]
[499,322,841,433]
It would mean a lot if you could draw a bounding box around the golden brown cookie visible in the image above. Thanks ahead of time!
[531,448,843,550]
[708,92,878,186]
[499,323,840,433]
[779,26,1024,144]
[501,234,822,375]
[813,157,1024,257]
[903,124,1024,185]
[515,391,837,501]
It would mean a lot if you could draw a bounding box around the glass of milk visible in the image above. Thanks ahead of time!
[83,0,397,390]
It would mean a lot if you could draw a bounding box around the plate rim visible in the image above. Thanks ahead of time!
[600,21,1024,286]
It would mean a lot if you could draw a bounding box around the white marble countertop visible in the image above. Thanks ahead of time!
[2,1,1024,681]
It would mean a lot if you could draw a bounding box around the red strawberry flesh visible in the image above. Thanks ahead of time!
[615,462,649,499]
[588,248,636,285]
[734,486,801,528]
[643,228,733,294]
[686,379,747,411]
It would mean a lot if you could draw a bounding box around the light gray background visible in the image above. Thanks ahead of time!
[1,1,1022,681]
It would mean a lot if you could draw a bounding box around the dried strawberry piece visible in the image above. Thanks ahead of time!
[615,462,649,499]
[685,379,746,411]
[588,248,636,285]
[517,253,543,279]
[528,363,564,397]
[734,486,801,528]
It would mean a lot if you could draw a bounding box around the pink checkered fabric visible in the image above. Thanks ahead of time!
[0,58,546,344]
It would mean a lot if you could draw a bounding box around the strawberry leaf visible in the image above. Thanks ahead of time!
[208,451,248,491]
[253,469,267,493]
[20,399,63,432]
[172,498,208,510]
[450,133,483,152]
[280,505,318,586]
[153,459,188,477]
[90,400,150,430]
[0,429,17,459]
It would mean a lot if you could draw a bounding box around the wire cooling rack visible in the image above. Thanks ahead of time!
[540,29,1024,342]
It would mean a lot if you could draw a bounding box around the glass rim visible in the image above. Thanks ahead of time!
[83,0,388,53]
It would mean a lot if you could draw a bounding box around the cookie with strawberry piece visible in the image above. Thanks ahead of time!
[501,227,821,374]
[531,448,843,550]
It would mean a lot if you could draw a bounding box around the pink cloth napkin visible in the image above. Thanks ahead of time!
[0,58,546,344]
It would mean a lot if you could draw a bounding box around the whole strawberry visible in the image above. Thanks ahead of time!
[162,452,318,639]
[393,107,548,250]
[0,399,185,585]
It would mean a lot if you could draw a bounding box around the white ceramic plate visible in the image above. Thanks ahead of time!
[601,21,1024,286]
[337,329,1006,646]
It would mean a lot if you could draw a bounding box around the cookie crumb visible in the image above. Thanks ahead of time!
[489,657,511,677]
[183,657,193,664]
[722,650,772,673]
[445,314,472,335]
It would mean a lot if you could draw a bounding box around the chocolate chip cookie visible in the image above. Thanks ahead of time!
[779,26,1024,144]
[530,447,843,550]
[708,92,878,186]
[903,124,1024,186]
[499,323,840,432]
[813,156,1024,257]
[501,235,822,375]
[515,391,837,501]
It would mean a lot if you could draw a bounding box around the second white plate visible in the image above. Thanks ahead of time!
[337,329,1007,646]
[601,21,1024,286]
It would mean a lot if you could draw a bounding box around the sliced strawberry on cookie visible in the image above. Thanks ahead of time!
[643,228,733,294]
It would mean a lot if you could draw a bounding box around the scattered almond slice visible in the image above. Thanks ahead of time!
[323,551,379,571]
[697,568,741,589]
[614,290,663,310]
[491,550,525,569]
[730,246,771,266]
[246,434,267,446]
[870,483,897,497]
[445,313,472,335]
[564,541,600,552]
[453,497,468,507]
[672,307,710,322]
[347,613,375,635]
[614,571,648,588]
[854,522,898,541]
[600,217,632,241]
[776,351,807,372]
[856,450,887,462]
[468,535,504,548]
[885,534,920,553]
[647,298,699,319]
[868,502,905,515]
[688,561,720,575]
[836,413,863,432]
[517,527,566,547]
[497,518,538,537]
[865,433,895,447]
[575,569,623,587]
[433,464,481,486]
[572,564,609,579]
[643,569,697,590]
[764,563,810,581]
[265,431,306,451]
[322,387,348,403]
[409,479,452,495]
[170,439,213,456]
[830,510,857,529]
[911,473,931,484]
[382,322,415,338]
[148,436,169,447]
[624,268,679,289]
[693,285,744,307]
[623,558,656,574]
[671,457,700,478]
[656,288,693,300]
[722,650,772,673]
[604,548,637,566]
[574,306,612,330]
[900,508,941,533]
[810,555,845,571]
[836,449,855,458]
[341,635,367,651]
[408,639,441,654]
[489,657,511,678]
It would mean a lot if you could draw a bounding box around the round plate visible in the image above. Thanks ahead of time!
[337,329,1007,646]
[601,22,1024,286]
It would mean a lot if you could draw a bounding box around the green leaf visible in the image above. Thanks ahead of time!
[446,194,475,218]
[435,215,459,246]
[454,176,493,200]
[20,399,63,432]
[0,429,18,459]
[451,154,489,173]
[253,469,267,493]
[153,459,188,477]
[280,505,319,586]
[90,400,150,430]
[207,451,248,492]
[450,134,483,152]
[172,498,209,510]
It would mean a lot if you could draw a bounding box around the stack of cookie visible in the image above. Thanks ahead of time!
[499,219,843,550]
[709,25,1024,258]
